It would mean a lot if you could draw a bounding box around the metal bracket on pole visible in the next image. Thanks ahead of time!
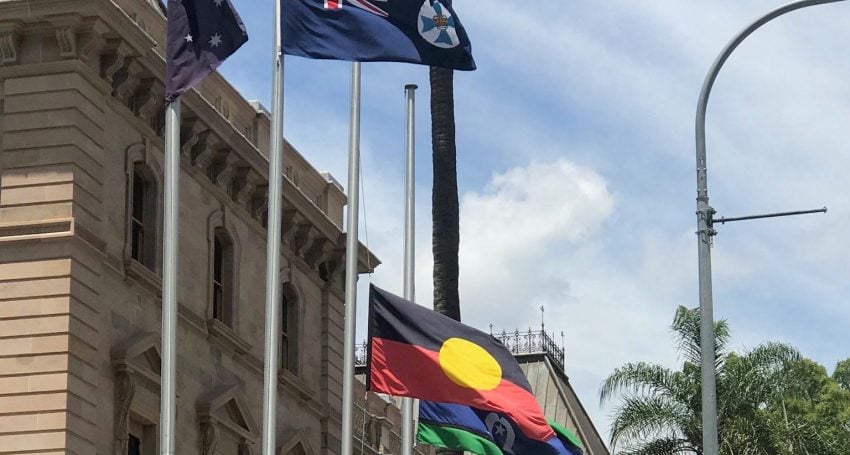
[713,207,827,225]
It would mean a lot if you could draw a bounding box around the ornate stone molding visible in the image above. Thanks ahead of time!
[251,186,269,221]
[303,236,330,269]
[135,78,164,122]
[200,419,220,455]
[181,117,208,159]
[50,16,82,59]
[192,131,222,170]
[0,22,22,66]
[100,39,134,85]
[239,439,254,455]
[234,168,262,207]
[213,151,242,190]
[114,59,145,104]
[197,385,259,454]
[79,19,109,63]
[114,368,136,455]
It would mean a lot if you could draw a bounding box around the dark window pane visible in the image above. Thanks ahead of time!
[214,237,223,281]
[128,434,141,455]
[212,283,223,321]
[132,172,145,220]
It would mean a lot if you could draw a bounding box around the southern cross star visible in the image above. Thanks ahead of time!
[213,0,224,6]
[185,34,193,42]
[208,33,223,47]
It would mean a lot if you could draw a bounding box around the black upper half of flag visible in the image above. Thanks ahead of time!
[166,0,248,101]
[282,0,475,71]
[367,284,531,389]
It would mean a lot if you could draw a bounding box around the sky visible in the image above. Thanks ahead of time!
[218,0,850,442]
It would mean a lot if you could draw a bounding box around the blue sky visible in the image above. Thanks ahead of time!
[218,0,850,440]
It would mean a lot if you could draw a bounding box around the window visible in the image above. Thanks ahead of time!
[281,290,298,374]
[128,417,157,455]
[212,230,235,326]
[131,166,157,270]
[128,435,140,455]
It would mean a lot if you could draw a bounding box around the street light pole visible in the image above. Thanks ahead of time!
[695,1,845,454]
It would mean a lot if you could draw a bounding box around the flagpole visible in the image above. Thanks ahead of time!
[261,0,286,452]
[160,98,180,455]
[401,83,418,455]
[341,61,363,455]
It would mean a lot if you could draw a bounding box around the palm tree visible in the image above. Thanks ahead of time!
[430,65,460,322]
[600,306,802,455]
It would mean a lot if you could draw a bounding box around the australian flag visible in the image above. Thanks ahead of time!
[282,0,475,70]
[166,0,248,101]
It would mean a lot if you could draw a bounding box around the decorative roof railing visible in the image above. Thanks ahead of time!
[493,329,565,372]
[355,328,565,372]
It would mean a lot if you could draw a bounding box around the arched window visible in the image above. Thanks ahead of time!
[281,287,298,374]
[212,229,235,327]
[130,165,157,270]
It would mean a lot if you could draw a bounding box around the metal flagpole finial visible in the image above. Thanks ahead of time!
[540,305,545,332]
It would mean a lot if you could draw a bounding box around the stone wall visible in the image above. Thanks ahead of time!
[0,0,374,453]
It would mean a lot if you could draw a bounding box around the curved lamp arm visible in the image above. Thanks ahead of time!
[693,1,846,454]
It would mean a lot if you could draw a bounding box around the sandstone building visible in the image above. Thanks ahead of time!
[0,0,378,452]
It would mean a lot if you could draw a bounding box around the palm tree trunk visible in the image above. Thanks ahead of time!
[430,66,460,322]
[430,63,462,455]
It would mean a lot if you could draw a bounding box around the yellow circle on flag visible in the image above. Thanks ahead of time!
[438,338,502,390]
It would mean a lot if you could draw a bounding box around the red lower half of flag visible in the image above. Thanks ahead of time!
[369,338,555,442]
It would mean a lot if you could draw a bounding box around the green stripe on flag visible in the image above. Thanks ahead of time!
[548,420,584,452]
[417,421,503,455]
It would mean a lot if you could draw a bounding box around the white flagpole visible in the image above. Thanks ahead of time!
[160,98,181,455]
[340,61,363,455]
[401,84,418,455]
[261,0,286,452]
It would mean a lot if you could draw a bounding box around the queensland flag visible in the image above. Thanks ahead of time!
[419,401,584,455]
[166,0,248,101]
[367,285,553,441]
[282,0,476,70]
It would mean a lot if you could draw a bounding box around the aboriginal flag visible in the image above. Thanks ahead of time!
[367,285,555,442]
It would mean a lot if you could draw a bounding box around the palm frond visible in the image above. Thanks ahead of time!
[609,394,690,450]
[616,436,695,455]
[671,306,729,366]
[600,363,684,405]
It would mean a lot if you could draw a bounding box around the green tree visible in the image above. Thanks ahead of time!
[599,306,804,454]
[832,358,850,391]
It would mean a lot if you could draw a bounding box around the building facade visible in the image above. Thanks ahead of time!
[0,0,376,453]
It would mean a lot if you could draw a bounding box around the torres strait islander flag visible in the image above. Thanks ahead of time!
[418,400,585,455]
[281,0,476,70]
[366,285,555,442]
